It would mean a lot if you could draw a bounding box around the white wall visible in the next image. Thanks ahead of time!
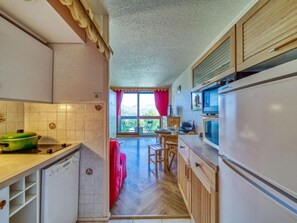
[109,90,116,138]
[171,67,202,128]
[50,40,107,103]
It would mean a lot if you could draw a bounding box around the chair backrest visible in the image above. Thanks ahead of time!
[162,134,178,148]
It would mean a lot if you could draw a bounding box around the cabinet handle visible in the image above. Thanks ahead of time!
[268,37,297,53]
[0,200,6,210]
[186,166,191,180]
[195,162,201,167]
[180,145,185,149]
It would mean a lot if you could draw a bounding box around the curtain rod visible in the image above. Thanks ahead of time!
[111,88,169,92]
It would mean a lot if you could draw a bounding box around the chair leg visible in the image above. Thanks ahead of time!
[155,150,158,174]
[168,152,176,171]
[148,145,150,165]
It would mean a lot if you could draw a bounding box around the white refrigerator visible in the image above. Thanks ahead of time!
[218,59,297,223]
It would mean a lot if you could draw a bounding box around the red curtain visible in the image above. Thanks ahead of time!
[154,90,169,116]
[115,90,123,116]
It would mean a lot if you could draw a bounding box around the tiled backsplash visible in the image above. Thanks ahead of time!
[0,101,24,134]
[24,103,104,150]
[1,100,106,218]
[25,102,106,218]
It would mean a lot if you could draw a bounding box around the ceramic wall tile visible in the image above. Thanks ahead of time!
[24,102,106,219]
[0,101,24,135]
[58,104,67,112]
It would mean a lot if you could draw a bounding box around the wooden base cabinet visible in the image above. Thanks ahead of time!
[178,137,218,223]
[190,150,218,223]
[178,153,191,212]
[191,171,218,223]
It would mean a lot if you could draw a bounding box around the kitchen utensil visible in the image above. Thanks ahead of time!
[0,129,38,152]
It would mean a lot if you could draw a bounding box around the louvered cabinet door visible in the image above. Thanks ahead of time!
[191,171,217,223]
[237,0,297,71]
[192,26,236,89]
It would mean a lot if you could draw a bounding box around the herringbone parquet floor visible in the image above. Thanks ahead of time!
[111,138,189,217]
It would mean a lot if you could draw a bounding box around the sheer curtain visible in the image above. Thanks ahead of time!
[154,90,169,116]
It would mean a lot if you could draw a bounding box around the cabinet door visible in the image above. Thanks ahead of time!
[0,187,9,223]
[237,0,297,71]
[0,16,53,102]
[178,153,191,211]
[191,172,217,223]
[192,26,236,90]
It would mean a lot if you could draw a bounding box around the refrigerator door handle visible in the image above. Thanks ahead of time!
[220,155,297,215]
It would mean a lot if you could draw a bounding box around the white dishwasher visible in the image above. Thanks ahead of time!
[41,151,80,223]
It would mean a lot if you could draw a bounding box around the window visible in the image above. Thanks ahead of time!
[119,93,138,133]
[118,92,160,135]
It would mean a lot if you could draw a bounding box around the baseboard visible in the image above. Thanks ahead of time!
[110,214,191,220]
[77,213,110,223]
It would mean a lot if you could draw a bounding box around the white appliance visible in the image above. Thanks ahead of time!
[41,151,80,223]
[218,60,297,223]
[201,115,219,150]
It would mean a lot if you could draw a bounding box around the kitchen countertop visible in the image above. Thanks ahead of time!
[179,135,219,171]
[0,143,81,189]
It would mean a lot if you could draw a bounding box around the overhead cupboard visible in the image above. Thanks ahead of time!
[192,26,236,91]
[236,0,297,71]
[0,16,53,103]
[192,0,297,91]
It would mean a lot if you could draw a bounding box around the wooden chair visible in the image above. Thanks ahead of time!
[166,141,178,171]
[162,135,178,171]
[148,144,164,174]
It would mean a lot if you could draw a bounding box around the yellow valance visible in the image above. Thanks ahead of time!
[59,0,112,59]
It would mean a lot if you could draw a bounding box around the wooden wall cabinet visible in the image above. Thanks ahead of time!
[192,26,236,91]
[236,0,297,71]
[0,16,53,103]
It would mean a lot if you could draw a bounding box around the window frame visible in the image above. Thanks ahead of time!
[117,92,161,136]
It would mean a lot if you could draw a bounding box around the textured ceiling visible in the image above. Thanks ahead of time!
[98,0,254,87]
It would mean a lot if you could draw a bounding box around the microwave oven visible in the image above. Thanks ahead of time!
[201,116,219,150]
